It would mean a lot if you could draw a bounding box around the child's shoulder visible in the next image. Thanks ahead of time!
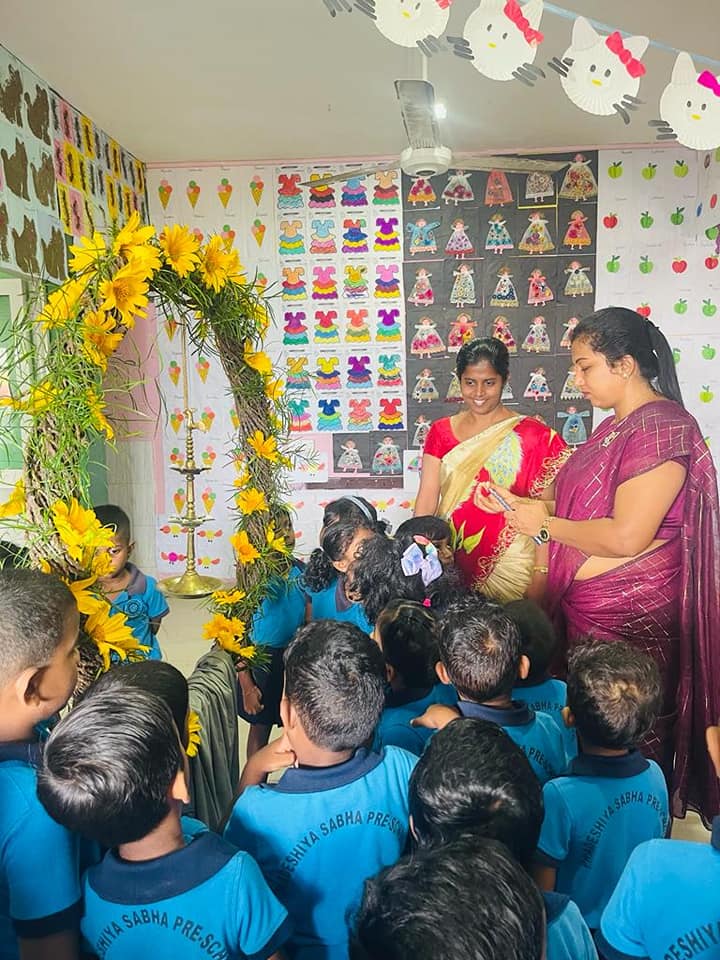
[0,757,40,821]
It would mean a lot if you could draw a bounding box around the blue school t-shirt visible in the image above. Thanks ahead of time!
[81,831,290,960]
[596,817,720,960]
[0,750,81,959]
[109,563,169,660]
[456,700,568,784]
[252,563,306,649]
[305,577,373,634]
[536,751,669,929]
[544,892,598,960]
[512,678,578,764]
[225,746,417,960]
[373,684,457,756]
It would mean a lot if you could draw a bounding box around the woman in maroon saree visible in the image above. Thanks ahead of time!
[491,307,720,824]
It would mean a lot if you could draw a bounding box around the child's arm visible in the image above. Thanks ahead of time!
[410,703,460,731]
[238,667,263,715]
[532,864,556,892]
[19,931,79,960]
[238,734,296,793]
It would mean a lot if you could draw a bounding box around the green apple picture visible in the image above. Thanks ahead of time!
[706,226,719,241]
[641,163,657,180]
[703,299,717,317]
[640,211,654,229]
[673,348,681,364]
[674,160,689,178]
[700,385,715,403]
[702,344,717,360]
[608,161,623,179]
[674,299,688,315]
[639,255,654,274]
[670,207,685,226]
[606,255,621,273]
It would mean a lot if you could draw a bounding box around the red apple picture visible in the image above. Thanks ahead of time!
[705,255,719,270]
[603,214,618,229]
[672,258,687,273]
[636,304,651,318]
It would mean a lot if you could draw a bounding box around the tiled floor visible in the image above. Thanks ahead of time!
[158,591,711,845]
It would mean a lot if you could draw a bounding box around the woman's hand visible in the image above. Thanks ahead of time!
[504,497,550,538]
[473,484,515,514]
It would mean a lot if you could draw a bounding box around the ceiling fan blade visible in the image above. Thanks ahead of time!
[394,79,441,150]
[454,156,570,174]
[298,164,397,187]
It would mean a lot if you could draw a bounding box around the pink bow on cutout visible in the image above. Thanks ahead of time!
[605,32,646,79]
[436,0,453,8]
[503,0,544,45]
[698,71,720,97]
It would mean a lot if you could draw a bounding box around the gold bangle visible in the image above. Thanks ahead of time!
[533,565,549,574]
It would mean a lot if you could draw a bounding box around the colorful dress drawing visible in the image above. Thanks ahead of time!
[413,369,439,402]
[286,357,311,391]
[342,219,369,254]
[378,397,404,431]
[411,318,445,358]
[373,169,399,206]
[282,266,306,301]
[376,308,402,341]
[345,308,371,342]
[485,170,513,206]
[560,317,579,349]
[450,264,475,307]
[347,355,372,389]
[318,399,342,431]
[277,172,303,210]
[445,219,474,258]
[406,218,441,256]
[314,310,340,343]
[407,176,437,206]
[372,437,401,474]
[341,176,368,208]
[518,212,554,254]
[288,399,312,433]
[485,214,514,254]
[557,407,590,445]
[308,174,336,209]
[312,266,338,301]
[525,171,555,203]
[563,210,592,250]
[564,261,593,298]
[492,316,517,353]
[560,369,583,400]
[348,398,372,431]
[377,354,403,388]
[521,317,551,353]
[442,170,474,204]
[413,416,431,448]
[559,154,598,202]
[315,356,341,391]
[445,371,462,403]
[375,264,400,299]
[337,441,364,472]
[448,314,477,352]
[374,217,400,253]
[309,219,337,255]
[278,219,305,257]
[283,311,309,346]
[408,268,434,306]
[527,269,554,306]
[524,368,552,402]
[343,265,368,300]
[490,268,518,308]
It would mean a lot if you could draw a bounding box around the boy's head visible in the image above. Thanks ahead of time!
[395,516,454,567]
[566,641,662,750]
[281,620,385,755]
[0,569,79,740]
[409,718,542,868]
[374,599,439,689]
[437,597,527,703]
[94,504,132,577]
[351,835,545,960]
[37,686,188,849]
[504,599,558,683]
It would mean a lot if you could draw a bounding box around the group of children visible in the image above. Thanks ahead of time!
[0,495,719,960]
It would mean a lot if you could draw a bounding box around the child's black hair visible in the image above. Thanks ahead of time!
[375,599,440,689]
[94,503,131,542]
[438,596,520,702]
[283,619,385,751]
[302,517,375,593]
[322,496,389,535]
[409,718,542,868]
[84,660,190,748]
[351,835,544,960]
[504,599,558,684]
[394,516,452,550]
[0,568,77,678]
[567,640,662,750]
[37,687,184,849]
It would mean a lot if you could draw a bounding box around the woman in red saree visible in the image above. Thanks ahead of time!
[496,308,720,823]
[414,338,568,602]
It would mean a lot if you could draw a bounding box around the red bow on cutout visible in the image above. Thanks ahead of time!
[605,32,646,79]
[698,70,720,97]
[503,0,544,46]
[436,0,453,8]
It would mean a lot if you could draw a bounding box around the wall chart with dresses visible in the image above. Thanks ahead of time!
[402,152,599,459]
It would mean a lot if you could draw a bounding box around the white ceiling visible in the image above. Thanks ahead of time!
[3,0,717,163]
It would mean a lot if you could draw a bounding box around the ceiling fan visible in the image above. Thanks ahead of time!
[300,79,568,186]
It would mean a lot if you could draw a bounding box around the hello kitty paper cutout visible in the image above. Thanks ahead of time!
[355,0,453,56]
[451,0,545,84]
[651,52,720,150]
[549,17,648,122]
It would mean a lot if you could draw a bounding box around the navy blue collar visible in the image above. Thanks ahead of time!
[542,891,570,924]
[334,575,353,612]
[386,687,433,708]
[0,739,42,766]
[89,831,237,904]
[712,816,720,851]
[457,700,535,727]
[272,747,382,794]
[125,562,147,597]
[570,749,649,779]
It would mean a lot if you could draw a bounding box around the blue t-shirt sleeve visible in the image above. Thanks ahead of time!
[231,852,291,960]
[376,721,425,757]
[144,577,170,619]
[224,791,261,856]
[597,845,651,959]
[537,781,573,866]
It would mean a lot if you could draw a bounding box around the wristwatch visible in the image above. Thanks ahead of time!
[537,516,554,543]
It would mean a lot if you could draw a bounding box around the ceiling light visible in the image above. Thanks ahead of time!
[434,102,447,120]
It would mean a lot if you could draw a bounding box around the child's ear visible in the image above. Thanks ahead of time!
[435,661,452,686]
[170,766,191,805]
[18,666,44,708]
[385,663,395,684]
[706,725,720,778]
[332,557,349,574]
[409,813,418,842]
[518,655,531,682]
[127,540,135,557]
[561,706,575,729]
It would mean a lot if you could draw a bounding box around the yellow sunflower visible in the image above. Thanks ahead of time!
[186,710,202,758]
[82,311,124,371]
[243,345,273,377]
[226,249,247,286]
[229,530,260,565]
[264,377,283,402]
[65,574,106,617]
[50,498,114,566]
[68,232,107,274]
[99,262,149,327]
[266,522,289,554]
[85,604,149,670]
[24,380,58,416]
[198,236,231,293]
[159,224,201,278]
[211,588,246,607]
[0,479,25,519]
[247,430,280,463]
[202,612,246,646]
[112,211,155,259]
[236,488,269,516]
[37,276,89,330]
[125,243,162,280]
[86,389,114,440]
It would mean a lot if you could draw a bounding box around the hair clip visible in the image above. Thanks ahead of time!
[401,542,442,587]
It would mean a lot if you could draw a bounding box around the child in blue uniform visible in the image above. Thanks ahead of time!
[0,569,82,959]
[352,835,545,960]
[414,596,568,783]
[95,504,169,660]
[534,641,670,931]
[394,515,455,569]
[409,717,597,960]
[507,599,577,762]
[372,599,456,756]
[225,620,417,960]
[38,686,290,960]
[597,719,720,960]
